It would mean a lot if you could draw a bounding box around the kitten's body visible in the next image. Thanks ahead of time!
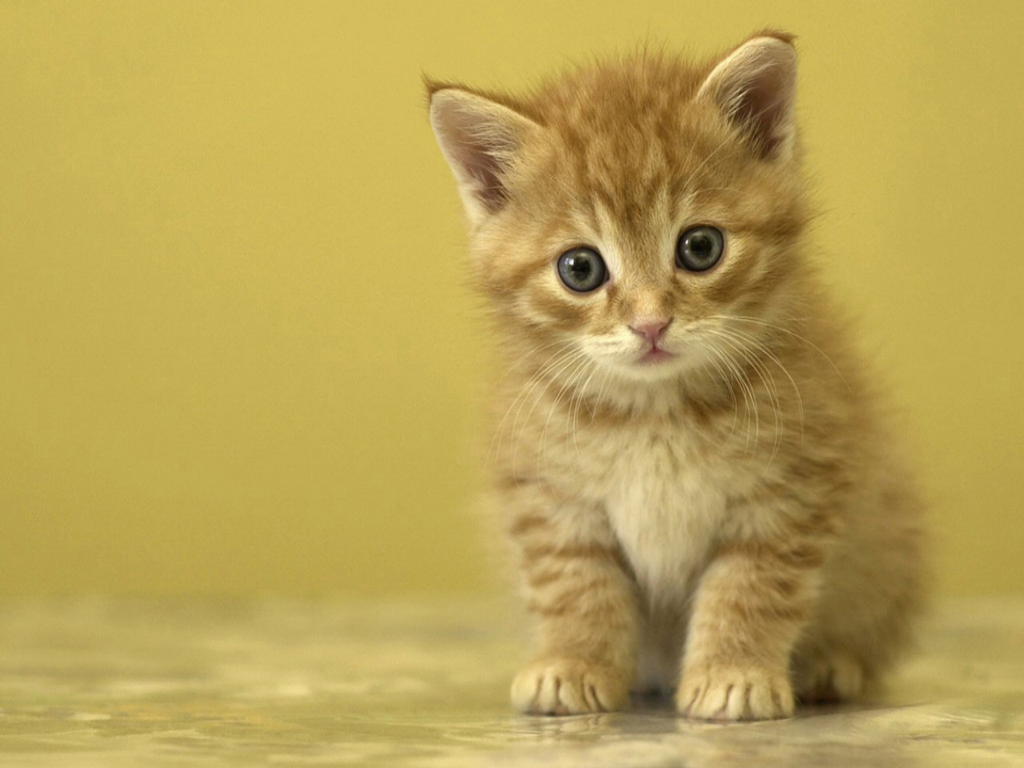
[429,33,924,720]
[493,293,921,707]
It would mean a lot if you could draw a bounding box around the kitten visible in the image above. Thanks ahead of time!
[427,31,924,720]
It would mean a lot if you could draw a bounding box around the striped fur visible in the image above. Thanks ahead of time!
[429,33,924,720]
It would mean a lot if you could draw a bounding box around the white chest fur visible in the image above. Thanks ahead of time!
[598,425,734,604]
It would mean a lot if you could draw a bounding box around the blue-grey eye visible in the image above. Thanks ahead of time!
[676,226,725,272]
[557,247,608,293]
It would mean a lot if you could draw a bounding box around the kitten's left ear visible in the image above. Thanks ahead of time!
[428,85,541,225]
[697,32,798,161]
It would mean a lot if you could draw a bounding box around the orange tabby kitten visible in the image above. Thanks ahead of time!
[427,32,924,720]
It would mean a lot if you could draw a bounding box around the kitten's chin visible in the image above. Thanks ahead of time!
[598,353,695,383]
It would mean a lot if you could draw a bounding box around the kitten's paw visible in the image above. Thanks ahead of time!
[678,664,794,721]
[511,657,629,715]
[794,652,864,703]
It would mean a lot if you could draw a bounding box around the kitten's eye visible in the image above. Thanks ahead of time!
[557,247,608,293]
[676,226,725,272]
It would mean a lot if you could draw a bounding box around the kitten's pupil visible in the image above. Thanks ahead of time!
[690,234,712,255]
[569,259,591,279]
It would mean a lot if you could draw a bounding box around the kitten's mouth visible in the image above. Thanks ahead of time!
[639,346,676,364]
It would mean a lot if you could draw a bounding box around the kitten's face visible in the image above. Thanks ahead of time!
[431,35,807,384]
[479,128,806,383]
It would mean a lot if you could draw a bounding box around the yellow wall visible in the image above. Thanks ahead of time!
[2,1,1021,597]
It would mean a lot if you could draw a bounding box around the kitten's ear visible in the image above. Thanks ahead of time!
[697,33,798,161]
[428,85,540,224]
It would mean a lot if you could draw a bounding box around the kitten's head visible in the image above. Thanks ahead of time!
[428,33,810,384]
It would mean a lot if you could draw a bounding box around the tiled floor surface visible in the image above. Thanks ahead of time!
[1,597,1022,766]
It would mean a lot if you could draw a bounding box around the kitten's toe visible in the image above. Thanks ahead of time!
[678,663,794,721]
[511,657,629,715]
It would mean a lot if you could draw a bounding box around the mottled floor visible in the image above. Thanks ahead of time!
[0,597,1022,767]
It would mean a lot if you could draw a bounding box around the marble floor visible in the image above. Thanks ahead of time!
[0,597,1022,767]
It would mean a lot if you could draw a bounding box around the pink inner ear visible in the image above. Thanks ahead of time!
[700,38,797,160]
[442,115,511,212]
[431,90,534,216]
[431,88,543,222]
[731,65,793,158]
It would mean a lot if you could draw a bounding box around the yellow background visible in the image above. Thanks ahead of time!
[1,1,1021,598]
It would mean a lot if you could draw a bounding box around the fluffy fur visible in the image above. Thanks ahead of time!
[427,32,924,720]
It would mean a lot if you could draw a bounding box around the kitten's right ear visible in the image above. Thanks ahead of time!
[697,32,798,161]
[427,84,540,225]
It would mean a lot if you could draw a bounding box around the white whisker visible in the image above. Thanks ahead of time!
[536,354,594,473]
[488,345,583,469]
[708,313,849,391]
[706,328,784,462]
[715,324,806,446]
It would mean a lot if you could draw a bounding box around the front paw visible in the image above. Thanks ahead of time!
[678,663,794,721]
[511,657,630,715]
[794,652,865,703]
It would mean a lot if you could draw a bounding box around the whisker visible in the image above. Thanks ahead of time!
[706,328,784,462]
[708,313,849,391]
[704,330,766,451]
[589,365,613,419]
[489,345,585,469]
[570,359,602,454]
[518,350,591,473]
[536,354,594,472]
[489,345,575,460]
[715,325,806,446]
[697,341,741,436]
[701,334,757,450]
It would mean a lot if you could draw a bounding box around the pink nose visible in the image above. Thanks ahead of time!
[629,318,672,344]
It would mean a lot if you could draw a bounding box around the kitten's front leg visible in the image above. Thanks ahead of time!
[505,481,639,715]
[678,531,827,721]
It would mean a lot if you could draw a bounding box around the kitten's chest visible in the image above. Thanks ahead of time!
[593,426,741,600]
